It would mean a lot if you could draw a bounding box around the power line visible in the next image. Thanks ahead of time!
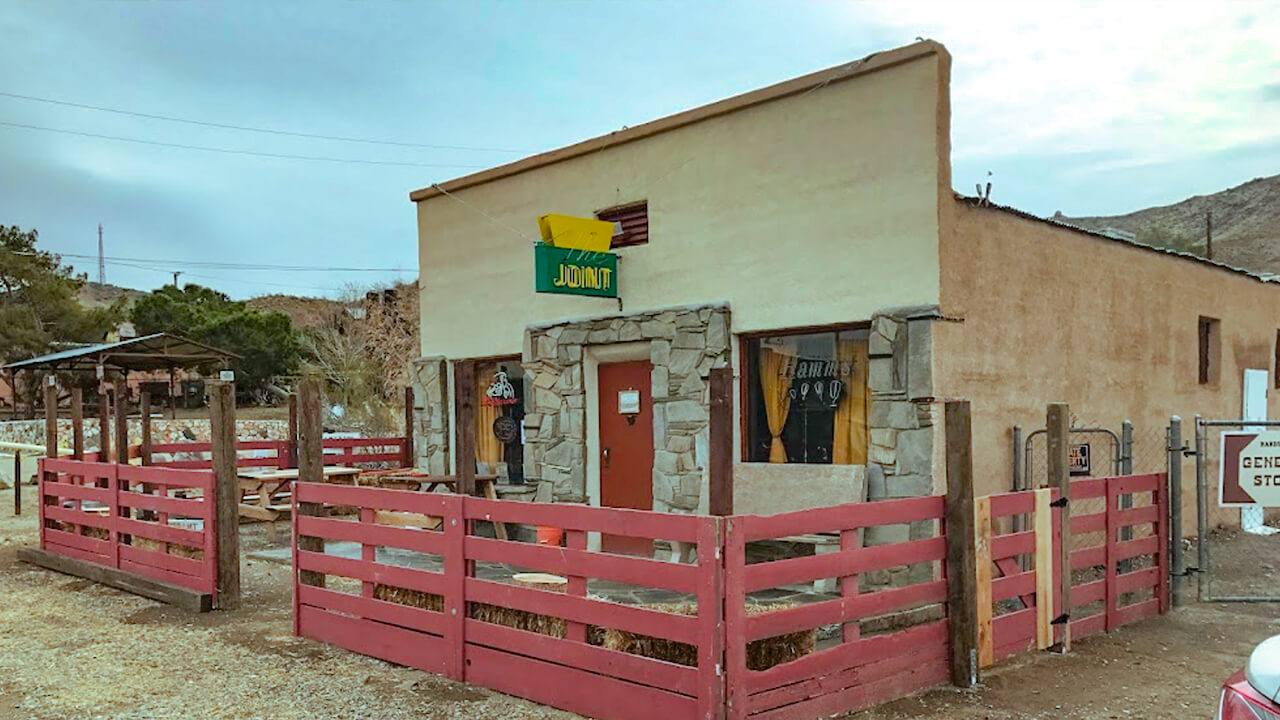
[0,90,526,153]
[0,120,487,169]
[105,258,341,294]
[42,251,415,273]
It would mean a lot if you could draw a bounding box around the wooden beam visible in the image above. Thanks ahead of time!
[18,547,212,612]
[70,388,84,460]
[945,399,978,688]
[287,392,299,469]
[296,375,326,592]
[139,391,152,465]
[98,388,110,463]
[708,366,733,516]
[975,495,993,668]
[43,378,57,460]
[1034,487,1054,649]
[453,361,476,496]
[403,385,415,469]
[209,380,240,610]
[1047,401,1071,652]
[114,381,128,465]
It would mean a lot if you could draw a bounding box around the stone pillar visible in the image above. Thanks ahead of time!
[410,356,450,475]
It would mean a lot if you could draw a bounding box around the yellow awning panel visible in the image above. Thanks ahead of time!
[538,214,615,253]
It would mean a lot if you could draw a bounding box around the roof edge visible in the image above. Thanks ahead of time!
[409,39,948,203]
[953,194,1279,285]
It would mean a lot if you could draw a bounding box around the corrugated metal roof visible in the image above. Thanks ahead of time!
[954,194,1279,285]
[4,333,240,372]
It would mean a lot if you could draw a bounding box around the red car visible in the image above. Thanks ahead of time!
[1219,636,1280,719]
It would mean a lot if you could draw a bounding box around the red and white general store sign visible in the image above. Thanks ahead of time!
[1220,431,1280,507]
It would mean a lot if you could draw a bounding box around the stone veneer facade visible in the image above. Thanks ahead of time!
[521,304,731,510]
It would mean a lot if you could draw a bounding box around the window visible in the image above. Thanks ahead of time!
[474,358,525,483]
[1198,316,1220,385]
[596,201,648,248]
[743,329,870,464]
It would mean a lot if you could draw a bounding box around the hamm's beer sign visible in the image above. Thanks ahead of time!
[1220,431,1280,507]
[534,214,619,298]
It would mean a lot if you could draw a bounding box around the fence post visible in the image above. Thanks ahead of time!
[98,387,111,464]
[975,495,993,668]
[443,493,467,682]
[71,388,83,460]
[723,516,746,720]
[298,377,323,484]
[709,367,733,517]
[403,385,415,469]
[41,378,57,517]
[1047,402,1071,652]
[696,515,726,720]
[453,361,477,496]
[1168,416,1184,607]
[140,391,152,466]
[1194,415,1208,602]
[1120,420,1134,549]
[209,380,240,610]
[114,384,128,464]
[12,450,20,516]
[944,400,978,687]
[1103,477,1117,632]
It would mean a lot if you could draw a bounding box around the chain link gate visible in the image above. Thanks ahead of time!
[1187,417,1280,603]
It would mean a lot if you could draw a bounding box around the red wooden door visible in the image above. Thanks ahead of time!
[598,361,654,555]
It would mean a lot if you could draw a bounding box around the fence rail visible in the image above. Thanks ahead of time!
[151,436,409,471]
[37,457,218,601]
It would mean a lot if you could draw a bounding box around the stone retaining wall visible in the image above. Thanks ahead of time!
[0,418,290,453]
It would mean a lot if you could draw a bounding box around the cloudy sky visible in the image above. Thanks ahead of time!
[1,1,1276,298]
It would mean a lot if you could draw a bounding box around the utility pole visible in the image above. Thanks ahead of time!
[171,271,183,288]
[97,224,105,285]
[1205,210,1213,260]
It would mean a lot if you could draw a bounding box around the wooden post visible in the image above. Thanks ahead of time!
[286,392,299,469]
[975,495,994,668]
[298,376,323,485]
[1034,487,1054,649]
[44,378,57,462]
[296,375,325,589]
[12,450,20,516]
[139,391,152,465]
[453,361,476,496]
[403,385,415,468]
[945,400,978,688]
[114,381,129,464]
[708,367,733,516]
[98,388,111,464]
[1047,402,1071,652]
[209,380,240,609]
[70,388,84,460]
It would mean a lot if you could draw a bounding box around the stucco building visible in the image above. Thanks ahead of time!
[408,39,1280,528]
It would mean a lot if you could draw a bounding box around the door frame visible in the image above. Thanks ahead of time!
[584,342,651,551]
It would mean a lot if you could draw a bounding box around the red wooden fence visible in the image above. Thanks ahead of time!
[38,457,218,599]
[724,497,950,720]
[292,482,723,720]
[151,436,409,471]
[982,473,1169,661]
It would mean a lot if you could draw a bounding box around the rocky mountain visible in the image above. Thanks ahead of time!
[1053,174,1280,276]
[77,281,146,310]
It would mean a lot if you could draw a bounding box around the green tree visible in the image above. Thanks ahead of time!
[0,225,121,363]
[131,284,300,396]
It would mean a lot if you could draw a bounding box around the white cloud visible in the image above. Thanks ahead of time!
[854,1,1280,164]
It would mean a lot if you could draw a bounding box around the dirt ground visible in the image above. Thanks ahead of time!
[1,484,1277,720]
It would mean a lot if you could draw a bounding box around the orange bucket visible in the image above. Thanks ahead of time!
[536,526,564,546]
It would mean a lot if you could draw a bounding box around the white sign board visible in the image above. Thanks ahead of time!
[617,389,640,415]
[1220,430,1280,507]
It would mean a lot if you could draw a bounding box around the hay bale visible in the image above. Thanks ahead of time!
[374,584,568,637]
[132,537,203,560]
[602,602,815,670]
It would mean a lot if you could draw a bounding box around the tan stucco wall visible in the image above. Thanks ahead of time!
[936,201,1280,525]
[416,52,947,360]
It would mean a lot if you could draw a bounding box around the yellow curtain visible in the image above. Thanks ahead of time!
[758,343,797,463]
[475,369,503,470]
[833,338,870,464]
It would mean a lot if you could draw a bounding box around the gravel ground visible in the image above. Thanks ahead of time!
[1,483,1276,720]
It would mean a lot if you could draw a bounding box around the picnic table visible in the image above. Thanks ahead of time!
[238,466,363,540]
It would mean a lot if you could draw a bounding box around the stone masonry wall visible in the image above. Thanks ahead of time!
[409,356,450,475]
[522,304,731,510]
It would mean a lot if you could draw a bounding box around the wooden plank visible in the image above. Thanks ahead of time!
[987,490,1035,518]
[466,620,698,697]
[453,360,476,496]
[18,546,212,612]
[297,375,324,486]
[118,464,215,491]
[991,570,1036,603]
[115,517,204,547]
[975,496,994,668]
[139,392,152,465]
[287,392,299,469]
[298,583,446,635]
[443,494,466,682]
[709,366,733,516]
[70,388,84,460]
[1071,580,1106,606]
[1071,513,1107,534]
[44,379,57,464]
[402,385,415,468]
[297,604,450,676]
[1156,473,1170,614]
[740,496,944,542]
[743,579,947,641]
[725,516,748,720]
[466,576,700,645]
[743,536,946,592]
[481,478,508,540]
[465,643,697,720]
[41,481,112,504]
[991,607,1037,661]
[1113,536,1161,561]
[696,516,725,719]
[297,482,449,516]
[119,557,212,593]
[209,380,239,610]
[98,389,110,464]
[1047,402,1071,652]
[748,652,950,720]
[114,383,128,464]
[373,510,441,530]
[298,515,444,555]
[467,536,699,594]
[42,525,113,556]
[296,550,448,596]
[1034,487,1053,650]
[118,492,206,517]
[1112,597,1161,627]
[944,400,977,687]
[464,495,702,543]
[990,531,1035,560]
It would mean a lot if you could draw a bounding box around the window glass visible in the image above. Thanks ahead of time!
[475,359,525,483]
[745,329,869,464]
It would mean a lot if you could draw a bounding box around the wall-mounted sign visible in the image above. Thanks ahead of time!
[483,369,518,406]
[219,370,235,382]
[535,243,618,298]
[1220,431,1280,507]
[493,415,520,444]
[788,358,848,410]
[1069,443,1091,475]
[537,214,615,252]
[618,389,641,415]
